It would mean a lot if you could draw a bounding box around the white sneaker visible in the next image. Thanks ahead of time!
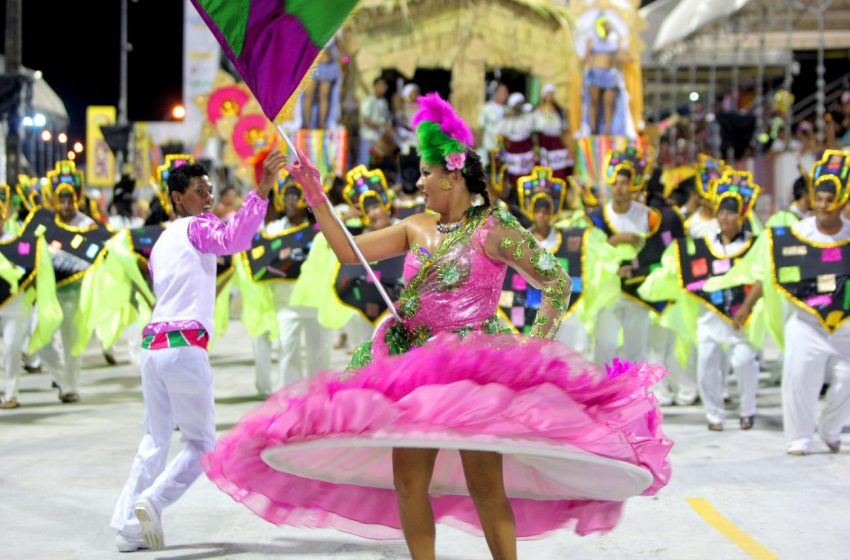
[674,389,699,406]
[786,441,810,456]
[115,532,148,553]
[132,497,164,550]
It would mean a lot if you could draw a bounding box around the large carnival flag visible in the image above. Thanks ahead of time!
[190,0,358,123]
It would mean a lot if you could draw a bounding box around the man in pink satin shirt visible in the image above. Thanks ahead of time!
[110,151,287,552]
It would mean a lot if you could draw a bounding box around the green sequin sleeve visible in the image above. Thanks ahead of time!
[485,209,572,339]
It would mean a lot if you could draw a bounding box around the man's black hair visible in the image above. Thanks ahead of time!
[167,164,208,195]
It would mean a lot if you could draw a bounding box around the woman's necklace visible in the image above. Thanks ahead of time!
[436,219,462,234]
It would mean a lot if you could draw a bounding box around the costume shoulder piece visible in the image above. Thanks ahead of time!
[769,225,850,332]
[334,255,406,326]
[499,227,587,333]
[0,208,50,306]
[244,221,318,282]
[38,162,115,287]
[675,236,755,324]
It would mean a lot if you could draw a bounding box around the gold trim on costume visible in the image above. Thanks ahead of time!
[768,227,850,333]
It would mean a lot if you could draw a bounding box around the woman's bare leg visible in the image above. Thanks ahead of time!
[393,448,439,560]
[588,85,601,135]
[603,88,617,135]
[460,450,517,560]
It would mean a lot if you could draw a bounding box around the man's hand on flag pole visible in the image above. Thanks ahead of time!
[258,149,288,200]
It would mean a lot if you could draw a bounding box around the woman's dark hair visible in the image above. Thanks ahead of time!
[167,163,209,195]
[454,150,489,207]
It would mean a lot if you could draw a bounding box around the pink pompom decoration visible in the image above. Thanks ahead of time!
[445,152,466,171]
[411,93,474,147]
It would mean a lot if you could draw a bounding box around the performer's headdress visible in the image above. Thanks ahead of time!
[344,165,392,224]
[46,160,85,209]
[15,174,47,211]
[695,154,727,200]
[810,149,850,211]
[276,171,308,213]
[517,166,568,219]
[489,148,507,196]
[568,176,599,208]
[411,93,474,173]
[604,145,650,193]
[155,154,194,217]
[711,169,760,223]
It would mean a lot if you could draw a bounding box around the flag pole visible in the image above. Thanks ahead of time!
[275,124,403,324]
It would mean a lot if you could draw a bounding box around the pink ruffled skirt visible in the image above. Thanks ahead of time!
[202,333,672,539]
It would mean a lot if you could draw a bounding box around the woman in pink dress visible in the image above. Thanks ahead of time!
[203,94,671,560]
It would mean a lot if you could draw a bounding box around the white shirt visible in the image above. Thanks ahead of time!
[533,109,566,137]
[688,212,719,239]
[64,211,96,229]
[359,95,391,143]
[534,227,560,252]
[149,218,217,335]
[792,215,850,243]
[605,200,650,235]
[477,101,505,155]
[496,113,535,143]
[108,214,144,229]
[788,202,811,221]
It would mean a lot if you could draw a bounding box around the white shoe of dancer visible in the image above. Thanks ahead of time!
[115,532,148,553]
[133,497,164,550]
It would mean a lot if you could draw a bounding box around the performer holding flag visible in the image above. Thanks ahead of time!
[188,4,670,558]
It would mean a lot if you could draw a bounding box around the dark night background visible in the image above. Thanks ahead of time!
[1,0,184,144]
[1,0,846,148]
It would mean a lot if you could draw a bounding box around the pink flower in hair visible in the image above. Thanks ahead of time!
[445,152,466,171]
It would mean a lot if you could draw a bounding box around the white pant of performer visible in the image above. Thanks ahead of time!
[782,313,850,451]
[253,306,330,395]
[593,296,649,366]
[38,288,82,395]
[1,296,28,401]
[696,312,759,423]
[556,313,590,356]
[649,323,698,405]
[111,346,216,538]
